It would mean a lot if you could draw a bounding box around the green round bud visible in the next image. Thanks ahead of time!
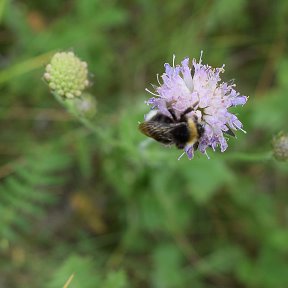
[44,51,89,99]
[73,93,97,119]
[273,132,288,161]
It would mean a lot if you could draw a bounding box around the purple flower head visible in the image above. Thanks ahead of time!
[144,52,248,159]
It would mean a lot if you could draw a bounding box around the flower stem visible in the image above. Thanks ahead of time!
[53,92,111,142]
[222,151,273,162]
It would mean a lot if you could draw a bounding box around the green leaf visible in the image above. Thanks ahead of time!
[47,255,100,288]
[181,157,235,203]
[152,244,186,288]
[102,270,129,288]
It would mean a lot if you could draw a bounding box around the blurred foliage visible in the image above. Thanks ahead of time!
[0,0,288,287]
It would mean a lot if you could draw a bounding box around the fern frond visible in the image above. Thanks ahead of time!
[0,145,72,241]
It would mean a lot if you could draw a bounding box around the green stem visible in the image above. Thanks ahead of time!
[77,117,100,135]
[53,92,111,142]
[221,151,273,162]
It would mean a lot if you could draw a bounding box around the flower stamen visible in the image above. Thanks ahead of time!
[145,88,159,97]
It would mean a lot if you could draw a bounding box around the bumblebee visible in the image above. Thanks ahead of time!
[139,106,205,150]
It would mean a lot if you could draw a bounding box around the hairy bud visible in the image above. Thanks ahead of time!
[273,132,288,161]
[73,93,97,119]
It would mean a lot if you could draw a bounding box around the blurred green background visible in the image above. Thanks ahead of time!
[1,0,288,287]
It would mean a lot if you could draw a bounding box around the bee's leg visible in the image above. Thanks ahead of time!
[193,141,199,151]
[167,108,177,121]
[180,101,199,121]
[182,101,199,115]
[181,106,194,116]
[191,100,199,109]
[180,107,195,122]
[165,100,178,121]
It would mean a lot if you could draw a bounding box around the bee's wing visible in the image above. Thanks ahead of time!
[138,121,176,144]
[146,111,173,123]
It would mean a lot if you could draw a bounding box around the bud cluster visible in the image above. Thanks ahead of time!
[44,51,89,99]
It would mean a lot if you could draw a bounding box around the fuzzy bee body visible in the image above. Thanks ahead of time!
[139,107,205,150]
[139,121,188,147]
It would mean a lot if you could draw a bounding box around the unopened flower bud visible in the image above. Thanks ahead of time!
[73,93,97,119]
[273,132,288,161]
[44,51,89,99]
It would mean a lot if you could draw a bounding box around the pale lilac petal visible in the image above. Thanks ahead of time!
[185,145,194,159]
[181,58,194,92]
[231,96,248,106]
